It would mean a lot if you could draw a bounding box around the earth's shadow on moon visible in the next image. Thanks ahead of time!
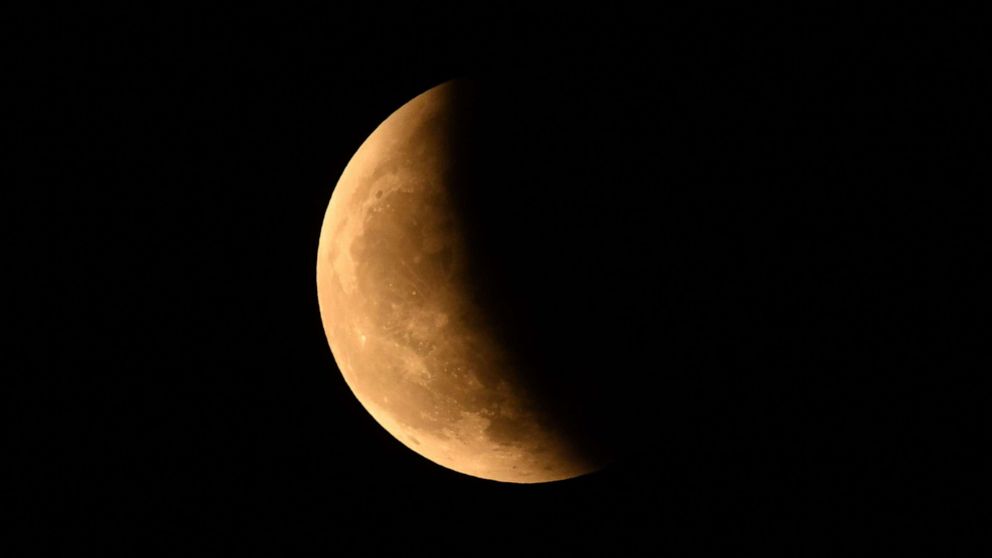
[441,78,653,471]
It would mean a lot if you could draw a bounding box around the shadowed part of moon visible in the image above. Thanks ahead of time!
[316,80,611,483]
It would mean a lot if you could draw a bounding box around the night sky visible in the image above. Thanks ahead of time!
[16,8,982,554]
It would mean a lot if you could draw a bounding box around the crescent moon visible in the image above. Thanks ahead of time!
[317,80,605,483]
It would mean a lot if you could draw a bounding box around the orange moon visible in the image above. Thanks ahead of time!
[316,80,606,483]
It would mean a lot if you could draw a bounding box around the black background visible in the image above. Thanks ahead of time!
[14,7,984,554]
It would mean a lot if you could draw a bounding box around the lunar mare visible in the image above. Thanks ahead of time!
[316,81,602,483]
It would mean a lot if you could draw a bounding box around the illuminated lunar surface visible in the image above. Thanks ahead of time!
[316,81,604,483]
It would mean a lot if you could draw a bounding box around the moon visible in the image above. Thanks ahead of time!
[316,80,609,483]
